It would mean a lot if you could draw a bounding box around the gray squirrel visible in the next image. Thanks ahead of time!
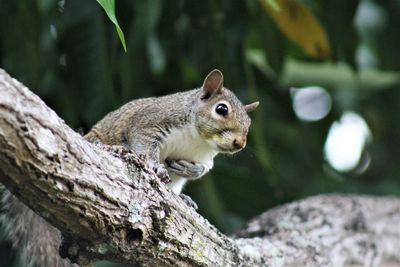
[1,69,258,266]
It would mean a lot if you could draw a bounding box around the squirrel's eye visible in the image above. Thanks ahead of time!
[215,103,229,116]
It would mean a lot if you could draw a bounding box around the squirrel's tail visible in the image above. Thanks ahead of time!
[1,190,76,267]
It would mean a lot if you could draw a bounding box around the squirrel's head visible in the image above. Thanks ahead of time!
[195,69,259,154]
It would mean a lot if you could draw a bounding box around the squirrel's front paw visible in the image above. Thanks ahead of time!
[165,159,206,179]
[148,161,171,184]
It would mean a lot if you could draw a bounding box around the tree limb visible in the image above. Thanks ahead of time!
[0,68,399,267]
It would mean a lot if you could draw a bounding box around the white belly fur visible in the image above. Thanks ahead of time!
[159,125,218,194]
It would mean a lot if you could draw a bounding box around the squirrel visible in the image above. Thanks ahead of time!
[1,69,258,267]
[85,69,258,195]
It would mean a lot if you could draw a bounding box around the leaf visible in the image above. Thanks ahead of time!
[96,0,127,52]
[281,59,400,90]
[265,0,280,11]
[259,0,331,59]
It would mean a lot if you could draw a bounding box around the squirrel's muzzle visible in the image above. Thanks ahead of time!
[233,136,246,150]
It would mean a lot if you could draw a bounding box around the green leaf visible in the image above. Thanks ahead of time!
[264,0,281,11]
[281,59,400,90]
[96,0,127,52]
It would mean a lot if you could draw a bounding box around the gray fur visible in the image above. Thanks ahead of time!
[1,190,76,267]
[85,89,200,161]
[85,87,252,161]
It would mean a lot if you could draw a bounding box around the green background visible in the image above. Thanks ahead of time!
[1,0,400,266]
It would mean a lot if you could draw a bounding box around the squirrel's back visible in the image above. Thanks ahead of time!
[85,89,200,146]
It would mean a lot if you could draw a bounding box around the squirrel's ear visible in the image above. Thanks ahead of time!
[244,101,259,113]
[202,69,224,99]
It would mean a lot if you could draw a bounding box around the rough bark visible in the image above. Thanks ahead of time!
[0,68,399,267]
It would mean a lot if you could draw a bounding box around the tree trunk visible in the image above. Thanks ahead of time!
[0,68,399,267]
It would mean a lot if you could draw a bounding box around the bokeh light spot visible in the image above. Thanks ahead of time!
[324,112,372,172]
[291,86,332,122]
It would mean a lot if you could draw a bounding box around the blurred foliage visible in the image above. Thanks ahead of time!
[259,0,331,58]
[1,0,400,266]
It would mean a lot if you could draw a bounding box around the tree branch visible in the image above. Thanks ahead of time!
[0,68,399,267]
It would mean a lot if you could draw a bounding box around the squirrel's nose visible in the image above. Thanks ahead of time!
[233,137,246,150]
